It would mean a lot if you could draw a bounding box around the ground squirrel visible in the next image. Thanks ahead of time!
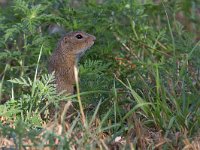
[48,31,96,94]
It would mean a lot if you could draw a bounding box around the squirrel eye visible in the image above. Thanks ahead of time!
[75,34,83,39]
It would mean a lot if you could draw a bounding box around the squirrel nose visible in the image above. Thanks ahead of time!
[91,35,96,41]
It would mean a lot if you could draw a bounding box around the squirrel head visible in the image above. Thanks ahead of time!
[58,31,96,59]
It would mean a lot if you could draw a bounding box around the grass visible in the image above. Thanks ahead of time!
[0,0,200,149]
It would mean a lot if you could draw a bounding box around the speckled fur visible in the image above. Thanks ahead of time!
[48,31,96,94]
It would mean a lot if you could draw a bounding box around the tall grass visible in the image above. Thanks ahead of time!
[0,0,200,149]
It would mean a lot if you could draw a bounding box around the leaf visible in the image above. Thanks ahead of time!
[8,77,32,87]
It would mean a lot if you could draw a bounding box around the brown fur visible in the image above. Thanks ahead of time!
[48,31,96,94]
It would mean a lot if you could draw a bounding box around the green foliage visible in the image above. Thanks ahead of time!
[0,0,200,149]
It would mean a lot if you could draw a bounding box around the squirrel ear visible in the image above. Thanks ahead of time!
[64,37,68,43]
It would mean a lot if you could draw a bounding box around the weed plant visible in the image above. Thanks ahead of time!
[0,0,200,149]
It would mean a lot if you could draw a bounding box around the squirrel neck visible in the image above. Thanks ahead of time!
[58,47,81,65]
[54,48,78,85]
